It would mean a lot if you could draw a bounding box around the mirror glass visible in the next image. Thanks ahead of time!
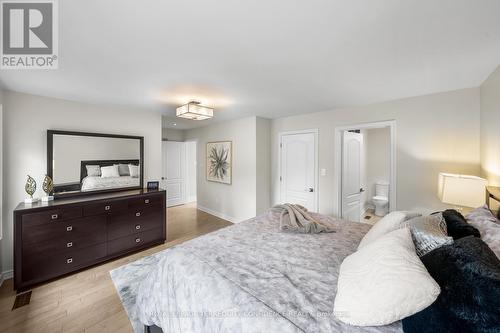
[51,133,142,195]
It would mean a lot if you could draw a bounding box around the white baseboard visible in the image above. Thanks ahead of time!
[196,205,238,223]
[0,269,13,287]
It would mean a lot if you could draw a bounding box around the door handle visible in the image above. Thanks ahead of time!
[308,188,314,193]
[360,188,365,193]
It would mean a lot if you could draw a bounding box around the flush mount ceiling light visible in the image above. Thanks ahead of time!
[176,101,214,120]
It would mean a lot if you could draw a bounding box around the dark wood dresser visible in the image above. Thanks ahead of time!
[14,189,166,291]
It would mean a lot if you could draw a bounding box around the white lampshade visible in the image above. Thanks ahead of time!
[176,101,213,120]
[438,173,487,208]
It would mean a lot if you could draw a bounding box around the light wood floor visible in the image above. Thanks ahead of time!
[0,203,232,333]
[362,209,383,225]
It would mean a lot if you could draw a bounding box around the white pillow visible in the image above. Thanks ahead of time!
[129,164,139,178]
[85,165,101,177]
[358,211,421,249]
[101,165,120,178]
[334,227,440,326]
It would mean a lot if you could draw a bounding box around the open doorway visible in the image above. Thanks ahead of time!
[162,140,197,207]
[334,121,396,223]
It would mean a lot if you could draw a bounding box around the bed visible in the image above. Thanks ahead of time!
[114,211,402,333]
[80,159,140,192]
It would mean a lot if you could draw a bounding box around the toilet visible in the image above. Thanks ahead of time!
[372,181,390,217]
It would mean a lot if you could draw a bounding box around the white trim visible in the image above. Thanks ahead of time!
[196,205,239,224]
[0,269,13,287]
[334,120,397,218]
[278,129,319,212]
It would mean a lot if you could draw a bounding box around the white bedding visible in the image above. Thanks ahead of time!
[131,212,403,333]
[81,175,139,191]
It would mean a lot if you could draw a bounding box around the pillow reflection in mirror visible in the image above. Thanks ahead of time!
[86,165,101,177]
[115,163,130,176]
[129,164,139,178]
[101,165,120,178]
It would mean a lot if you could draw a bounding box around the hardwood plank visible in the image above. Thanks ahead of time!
[0,203,232,333]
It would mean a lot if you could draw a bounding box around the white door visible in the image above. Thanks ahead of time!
[162,141,186,207]
[341,131,364,222]
[280,132,317,211]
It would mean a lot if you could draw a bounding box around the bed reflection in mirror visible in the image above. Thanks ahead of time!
[48,131,143,196]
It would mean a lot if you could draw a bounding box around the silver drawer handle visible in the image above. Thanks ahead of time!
[135,212,141,217]
[66,226,73,232]
[135,238,141,243]
[51,214,58,220]
[67,242,73,248]
[104,205,111,211]
[66,258,73,264]
[135,224,141,230]
[144,199,150,204]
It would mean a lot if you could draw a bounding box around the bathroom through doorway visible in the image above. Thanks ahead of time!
[334,121,397,223]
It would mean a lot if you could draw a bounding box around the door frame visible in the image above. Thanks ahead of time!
[184,139,198,203]
[333,120,397,218]
[279,129,319,212]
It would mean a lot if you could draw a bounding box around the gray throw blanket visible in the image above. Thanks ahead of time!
[272,203,336,234]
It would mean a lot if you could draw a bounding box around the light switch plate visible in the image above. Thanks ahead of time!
[320,168,327,176]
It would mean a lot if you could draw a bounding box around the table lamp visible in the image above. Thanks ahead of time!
[438,173,488,211]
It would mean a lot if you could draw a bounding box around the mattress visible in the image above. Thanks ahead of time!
[81,175,139,191]
[135,211,403,333]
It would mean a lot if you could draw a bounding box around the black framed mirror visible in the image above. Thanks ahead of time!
[47,130,144,198]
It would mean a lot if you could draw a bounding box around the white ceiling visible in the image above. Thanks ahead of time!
[1,0,500,130]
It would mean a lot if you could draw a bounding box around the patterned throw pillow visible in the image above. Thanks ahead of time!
[407,214,454,257]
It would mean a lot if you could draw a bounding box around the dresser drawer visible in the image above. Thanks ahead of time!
[83,200,128,216]
[108,208,163,240]
[22,206,82,227]
[128,194,164,209]
[23,230,106,257]
[22,215,106,245]
[22,243,107,283]
[107,228,163,256]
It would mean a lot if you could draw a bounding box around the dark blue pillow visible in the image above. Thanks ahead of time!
[442,209,480,240]
[402,236,500,333]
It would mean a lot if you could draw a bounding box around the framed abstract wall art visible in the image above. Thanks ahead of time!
[206,141,232,184]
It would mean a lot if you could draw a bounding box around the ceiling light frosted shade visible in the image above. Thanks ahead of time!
[438,173,488,208]
[176,102,213,120]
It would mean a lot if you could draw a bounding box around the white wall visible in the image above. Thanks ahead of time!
[1,91,162,274]
[480,65,500,187]
[162,128,185,142]
[271,88,481,215]
[364,127,391,208]
[53,135,141,184]
[184,117,257,222]
[185,141,197,203]
[256,118,271,214]
[184,117,266,222]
